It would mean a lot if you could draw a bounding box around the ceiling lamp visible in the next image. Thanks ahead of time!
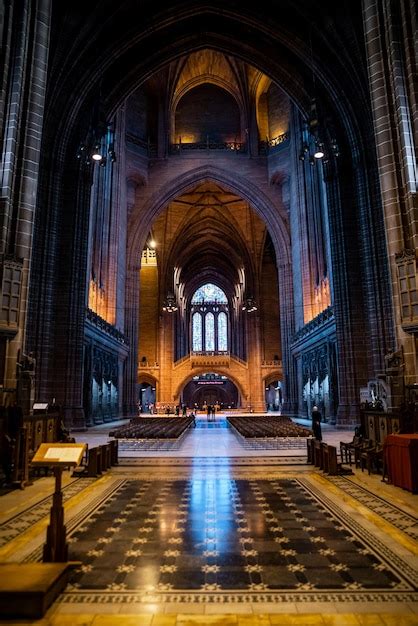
[91,141,103,161]
[77,121,116,166]
[162,293,178,313]
[313,141,324,159]
[242,297,257,313]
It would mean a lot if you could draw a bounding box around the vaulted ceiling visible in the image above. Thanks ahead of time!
[150,182,270,303]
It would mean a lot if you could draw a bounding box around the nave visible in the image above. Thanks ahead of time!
[0,417,417,626]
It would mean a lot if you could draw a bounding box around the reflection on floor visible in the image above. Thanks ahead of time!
[0,416,417,625]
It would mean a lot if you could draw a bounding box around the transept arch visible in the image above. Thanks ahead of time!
[127,164,290,271]
[21,1,396,426]
[173,368,247,405]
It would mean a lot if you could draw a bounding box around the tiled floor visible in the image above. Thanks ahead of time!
[0,415,417,625]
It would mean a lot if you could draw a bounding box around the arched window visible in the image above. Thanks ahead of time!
[205,312,215,351]
[218,312,227,351]
[190,284,229,352]
[192,283,227,303]
[192,312,202,351]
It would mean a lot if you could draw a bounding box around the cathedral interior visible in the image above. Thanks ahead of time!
[0,0,417,624]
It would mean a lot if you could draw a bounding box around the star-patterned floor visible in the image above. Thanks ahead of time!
[0,416,417,625]
[67,478,409,595]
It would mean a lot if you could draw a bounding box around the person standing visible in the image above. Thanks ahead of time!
[311,405,322,441]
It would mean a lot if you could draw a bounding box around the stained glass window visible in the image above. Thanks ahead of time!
[218,312,228,351]
[191,283,227,303]
[192,312,202,350]
[205,312,215,350]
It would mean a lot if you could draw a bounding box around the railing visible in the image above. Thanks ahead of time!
[291,306,334,344]
[261,359,282,367]
[191,351,229,357]
[138,360,159,368]
[169,141,247,154]
[259,132,289,155]
[126,132,157,157]
[86,308,127,344]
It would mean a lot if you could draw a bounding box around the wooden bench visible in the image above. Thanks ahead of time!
[72,445,101,477]
[109,439,118,465]
[307,437,315,463]
[313,440,322,468]
[325,444,353,476]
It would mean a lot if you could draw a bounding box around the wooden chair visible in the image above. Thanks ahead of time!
[340,435,362,465]
[355,440,374,469]
[360,443,384,475]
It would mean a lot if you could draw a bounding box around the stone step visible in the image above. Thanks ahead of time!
[0,562,72,618]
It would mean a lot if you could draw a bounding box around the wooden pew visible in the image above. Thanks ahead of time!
[109,439,118,465]
[313,440,322,468]
[307,438,315,463]
[326,444,353,476]
[72,446,101,477]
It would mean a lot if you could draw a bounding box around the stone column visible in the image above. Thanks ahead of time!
[0,0,52,404]
[324,163,365,425]
[362,0,417,389]
[123,266,139,417]
[158,311,174,406]
[278,260,298,415]
[246,311,264,412]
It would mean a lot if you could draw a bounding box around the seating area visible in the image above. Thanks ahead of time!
[307,439,353,476]
[227,415,312,438]
[109,416,196,440]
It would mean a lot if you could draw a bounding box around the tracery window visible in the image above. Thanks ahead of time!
[192,312,202,351]
[218,312,228,351]
[191,283,228,303]
[205,312,215,351]
[190,284,229,352]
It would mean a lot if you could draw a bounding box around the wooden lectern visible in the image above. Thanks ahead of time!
[31,443,87,562]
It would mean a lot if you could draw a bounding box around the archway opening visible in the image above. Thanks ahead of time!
[139,381,156,413]
[265,380,282,413]
[181,373,240,411]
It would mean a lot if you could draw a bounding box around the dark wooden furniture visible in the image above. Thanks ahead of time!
[31,443,86,562]
[307,437,315,463]
[384,434,418,493]
[0,563,72,618]
[340,435,362,465]
[359,443,384,475]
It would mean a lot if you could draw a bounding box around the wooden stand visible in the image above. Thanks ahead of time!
[43,467,67,562]
[31,443,86,562]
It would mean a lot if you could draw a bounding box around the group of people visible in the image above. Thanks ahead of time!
[205,404,217,421]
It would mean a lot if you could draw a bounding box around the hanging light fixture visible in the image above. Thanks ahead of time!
[91,141,102,161]
[313,140,324,159]
[162,293,178,313]
[77,118,117,166]
[242,297,257,313]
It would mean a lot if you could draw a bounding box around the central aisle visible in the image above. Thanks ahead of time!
[80,414,347,459]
